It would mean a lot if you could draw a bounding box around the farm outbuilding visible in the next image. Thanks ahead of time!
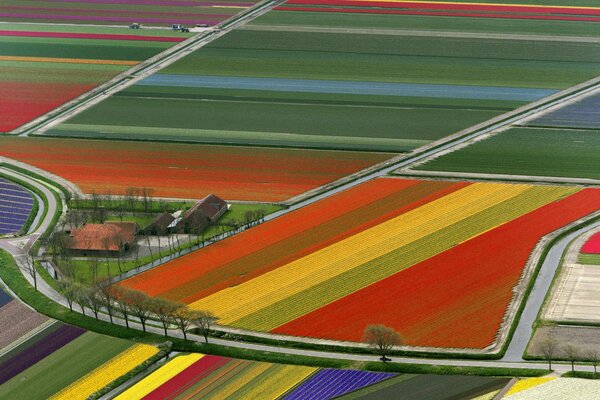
[67,221,138,256]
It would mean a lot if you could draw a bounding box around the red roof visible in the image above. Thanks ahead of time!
[68,222,137,252]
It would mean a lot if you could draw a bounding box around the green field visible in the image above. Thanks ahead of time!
[46,9,600,151]
[253,11,600,37]
[414,127,600,180]
[0,332,131,399]
[579,254,600,265]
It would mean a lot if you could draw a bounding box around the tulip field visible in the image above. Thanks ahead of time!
[0,324,157,399]
[0,0,257,26]
[0,24,186,133]
[47,0,600,151]
[120,178,600,348]
[0,136,393,202]
[116,353,395,400]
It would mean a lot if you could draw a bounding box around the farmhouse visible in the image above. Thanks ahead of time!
[144,212,176,235]
[67,221,138,256]
[178,194,229,232]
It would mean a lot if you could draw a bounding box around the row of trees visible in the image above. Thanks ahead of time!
[539,337,600,374]
[57,279,216,342]
[70,187,160,215]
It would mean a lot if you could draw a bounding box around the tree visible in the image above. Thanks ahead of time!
[89,258,100,284]
[141,187,154,213]
[149,298,181,337]
[539,337,559,371]
[125,289,152,332]
[23,251,37,291]
[73,282,89,316]
[193,310,217,344]
[97,279,116,323]
[363,324,402,362]
[125,187,139,214]
[590,348,600,378]
[57,279,77,311]
[112,286,132,328]
[86,286,103,320]
[173,306,198,341]
[563,344,580,373]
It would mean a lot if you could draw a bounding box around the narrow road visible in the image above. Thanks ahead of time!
[503,220,600,362]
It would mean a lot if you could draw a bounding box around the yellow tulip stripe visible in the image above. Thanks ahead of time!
[191,183,576,331]
[505,377,556,397]
[50,344,159,400]
[115,353,203,400]
[197,362,316,400]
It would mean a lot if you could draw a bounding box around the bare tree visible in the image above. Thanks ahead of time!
[125,289,152,332]
[590,348,600,377]
[150,298,182,337]
[193,310,217,344]
[563,344,580,373]
[86,286,103,320]
[141,187,155,213]
[101,236,114,272]
[97,279,116,323]
[58,279,77,311]
[173,306,198,341]
[89,258,100,284]
[364,324,402,362]
[145,234,154,260]
[23,251,37,291]
[90,191,102,214]
[115,195,127,221]
[539,337,559,371]
[125,187,139,214]
[73,282,89,316]
[112,286,131,328]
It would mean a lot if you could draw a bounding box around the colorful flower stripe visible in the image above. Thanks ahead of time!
[0,324,86,385]
[234,364,317,400]
[153,180,466,303]
[232,185,574,332]
[0,55,138,65]
[503,378,600,399]
[190,183,571,330]
[115,353,204,400]
[201,361,273,399]
[284,369,395,400]
[47,0,254,6]
[142,354,229,400]
[0,137,392,199]
[0,12,221,25]
[49,344,159,400]
[120,179,448,298]
[275,6,600,22]
[275,188,600,348]
[505,377,556,396]
[0,82,97,132]
[0,30,183,42]
[285,0,600,16]
[1,5,231,18]
[582,232,600,254]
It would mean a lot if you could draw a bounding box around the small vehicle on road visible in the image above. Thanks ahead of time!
[129,22,141,29]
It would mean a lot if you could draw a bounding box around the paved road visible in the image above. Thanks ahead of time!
[0,167,60,256]
[502,220,600,362]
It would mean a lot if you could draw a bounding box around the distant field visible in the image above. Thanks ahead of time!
[46,1,600,151]
[0,25,184,132]
[0,0,255,26]
[414,127,600,180]
[253,10,600,35]
[0,137,394,202]
[121,178,600,348]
